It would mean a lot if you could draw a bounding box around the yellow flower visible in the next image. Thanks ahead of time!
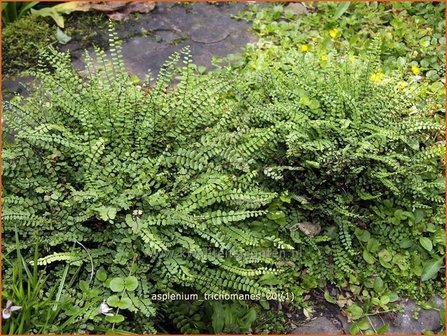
[300,44,309,52]
[411,65,421,75]
[370,72,385,83]
[320,55,328,61]
[348,55,356,63]
[397,81,408,90]
[329,28,339,39]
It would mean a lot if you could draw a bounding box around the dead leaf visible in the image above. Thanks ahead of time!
[79,1,156,20]
[291,222,321,237]
[82,2,128,12]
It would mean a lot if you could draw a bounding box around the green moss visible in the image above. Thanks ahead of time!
[2,15,56,76]
[2,12,109,77]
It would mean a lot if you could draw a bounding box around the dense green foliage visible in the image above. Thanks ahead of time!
[218,42,445,295]
[2,29,294,333]
[2,2,446,334]
[2,15,56,76]
[234,2,445,80]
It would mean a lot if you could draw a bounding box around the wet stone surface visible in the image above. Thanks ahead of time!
[290,316,344,334]
[69,2,258,79]
[3,2,259,99]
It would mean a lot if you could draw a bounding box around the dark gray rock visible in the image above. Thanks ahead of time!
[290,317,344,334]
[286,2,308,16]
[71,2,258,80]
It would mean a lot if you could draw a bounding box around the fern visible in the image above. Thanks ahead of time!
[2,29,290,333]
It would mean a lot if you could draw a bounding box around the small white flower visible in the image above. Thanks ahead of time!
[132,209,143,217]
[2,300,22,319]
[98,302,113,316]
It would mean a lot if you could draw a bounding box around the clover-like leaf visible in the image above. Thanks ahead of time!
[105,314,125,323]
[109,277,125,292]
[107,295,121,307]
[123,276,139,291]
[109,276,139,292]
[107,295,132,309]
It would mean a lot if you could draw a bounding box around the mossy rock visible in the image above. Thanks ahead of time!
[2,15,56,76]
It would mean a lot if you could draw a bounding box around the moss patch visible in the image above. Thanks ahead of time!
[2,11,109,77]
[2,16,56,76]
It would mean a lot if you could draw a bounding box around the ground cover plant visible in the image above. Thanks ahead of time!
[228,1,445,128]
[2,28,294,333]
[2,2,446,335]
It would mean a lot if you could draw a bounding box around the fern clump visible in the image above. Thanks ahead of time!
[2,27,445,333]
[215,42,445,298]
[2,29,291,331]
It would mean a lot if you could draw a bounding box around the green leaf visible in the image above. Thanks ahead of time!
[18,1,39,16]
[107,295,121,307]
[355,228,370,242]
[433,229,445,246]
[333,2,350,20]
[107,296,132,309]
[259,273,282,285]
[380,295,390,305]
[109,276,138,292]
[399,239,413,249]
[377,323,390,334]
[363,250,375,264]
[357,318,370,331]
[367,238,380,253]
[350,324,360,334]
[419,237,433,252]
[305,160,320,168]
[105,314,125,323]
[378,249,392,268]
[388,292,399,302]
[421,258,444,281]
[109,277,125,292]
[96,268,108,282]
[211,303,224,333]
[31,7,65,28]
[373,277,384,293]
[259,300,269,310]
[242,308,257,329]
[348,304,364,320]
[414,209,425,224]
[267,211,285,220]
[130,74,140,84]
[98,206,117,221]
[123,276,139,291]
[324,291,337,304]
